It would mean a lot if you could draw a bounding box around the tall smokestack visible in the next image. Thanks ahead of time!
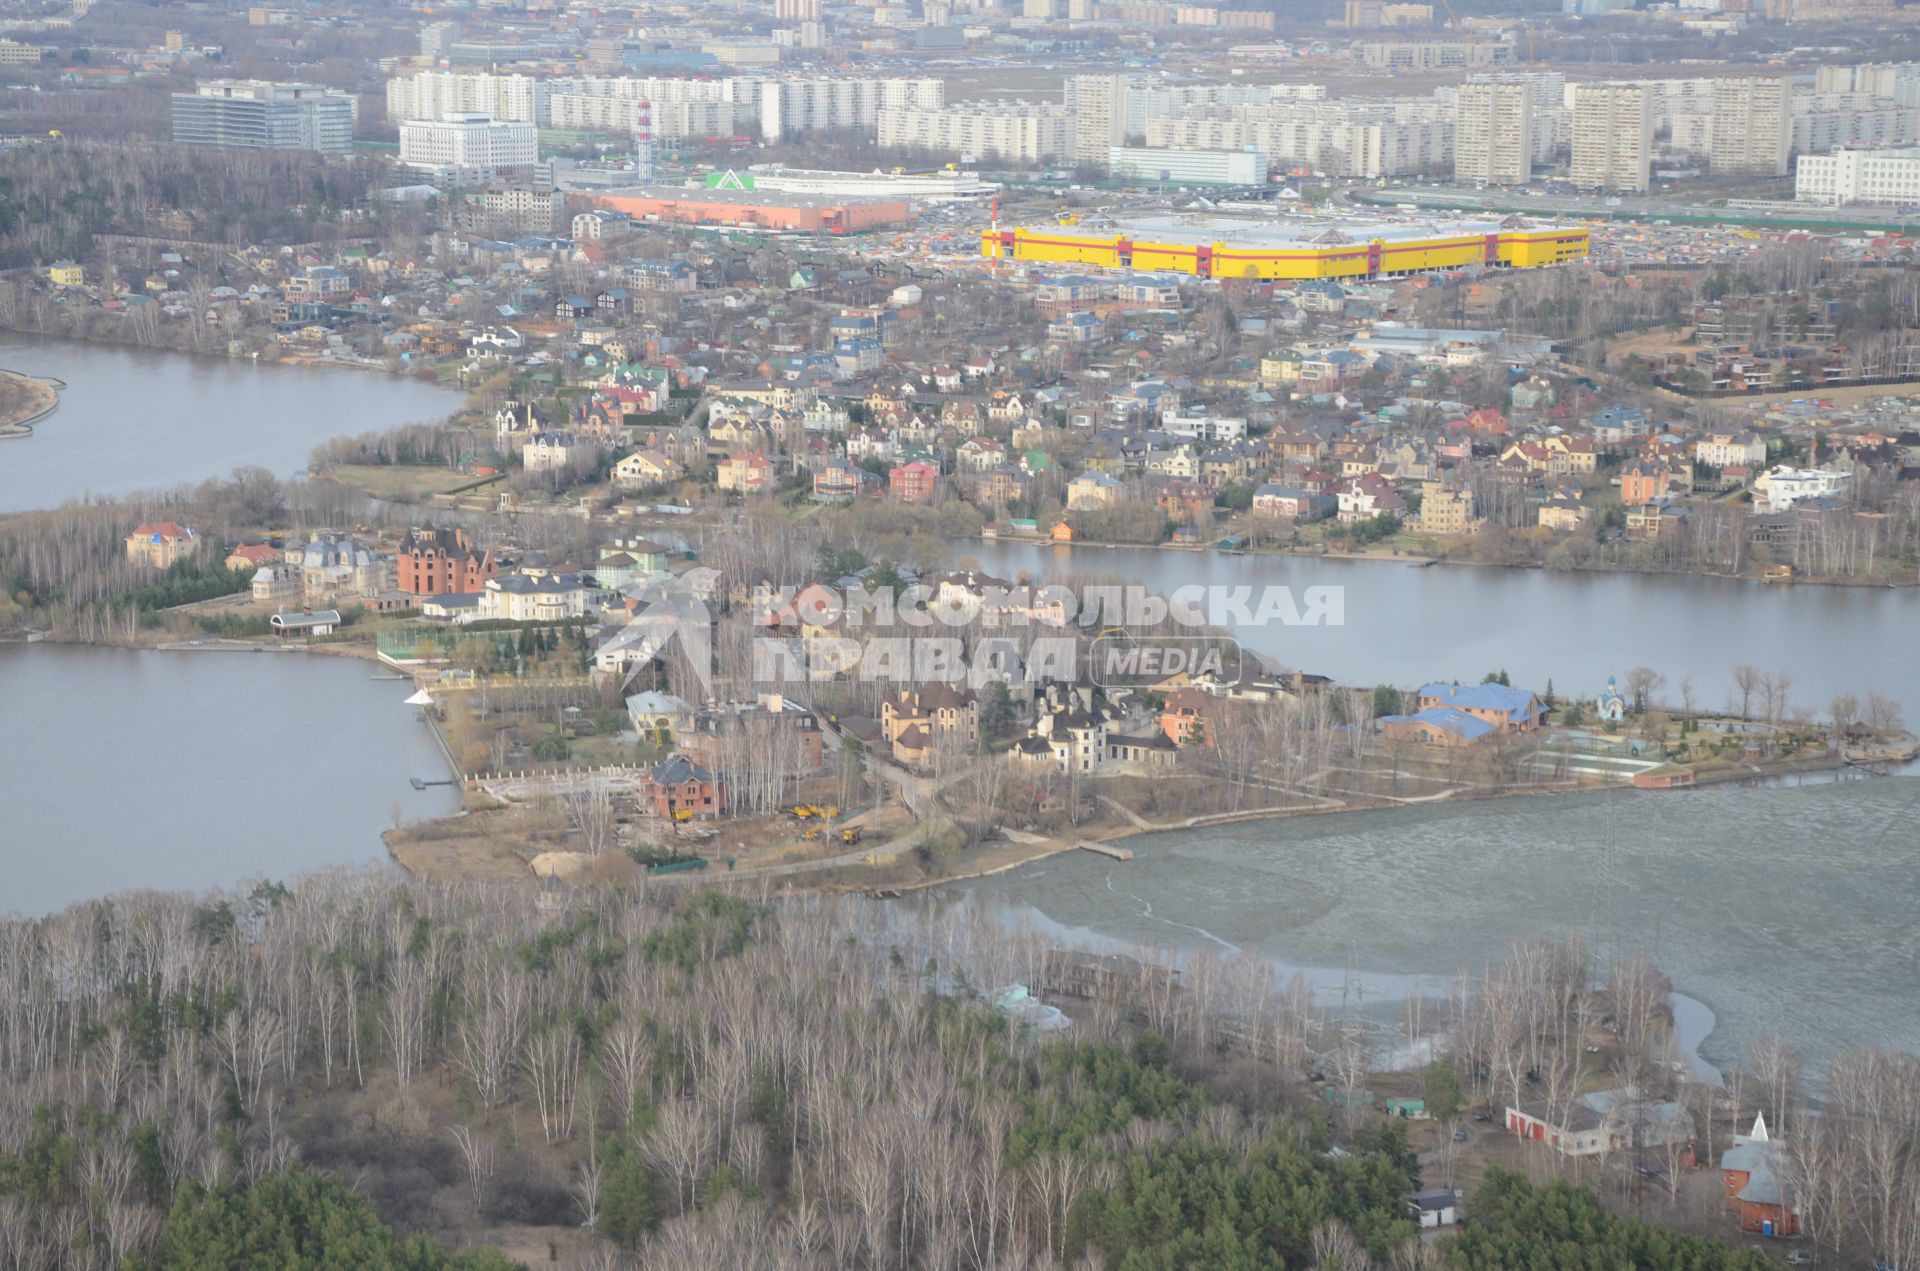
[633,99,654,185]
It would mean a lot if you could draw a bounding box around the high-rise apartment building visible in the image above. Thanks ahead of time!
[1709,76,1791,176]
[1065,73,1130,167]
[1569,83,1652,192]
[419,20,458,59]
[1453,80,1531,185]
[170,80,355,155]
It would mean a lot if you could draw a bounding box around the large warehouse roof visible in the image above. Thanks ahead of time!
[1051,212,1576,247]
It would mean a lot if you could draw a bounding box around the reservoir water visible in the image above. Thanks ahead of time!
[0,644,461,917]
[961,539,1920,716]
[0,334,461,513]
[947,769,1920,1075]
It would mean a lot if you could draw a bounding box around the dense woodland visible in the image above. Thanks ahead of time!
[0,139,407,269]
[5,871,1884,1270]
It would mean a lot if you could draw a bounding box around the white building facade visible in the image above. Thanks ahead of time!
[398,114,538,179]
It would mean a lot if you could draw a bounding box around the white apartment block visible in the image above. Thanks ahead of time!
[545,76,746,137]
[398,114,538,177]
[386,72,545,124]
[1357,39,1515,70]
[876,100,1071,163]
[759,76,943,142]
[1454,80,1532,186]
[550,95,737,138]
[1790,92,1920,155]
[1817,62,1920,108]
[1122,81,1323,137]
[1570,83,1653,192]
[1795,145,1920,206]
[1146,103,1451,178]
[1710,77,1791,176]
[1065,73,1130,166]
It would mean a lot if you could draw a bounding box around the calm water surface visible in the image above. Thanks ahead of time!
[0,645,460,916]
[0,334,460,512]
[963,539,1920,715]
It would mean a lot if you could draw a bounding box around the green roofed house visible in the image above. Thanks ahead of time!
[1384,1097,1429,1119]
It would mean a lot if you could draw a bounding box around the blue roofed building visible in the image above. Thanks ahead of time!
[1416,682,1546,733]
[1379,707,1500,747]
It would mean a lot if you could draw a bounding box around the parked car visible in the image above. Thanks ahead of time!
[1452,1128,1469,1142]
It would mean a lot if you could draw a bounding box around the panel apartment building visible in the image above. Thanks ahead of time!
[876,101,1071,163]
[1146,100,1451,178]
[1453,80,1532,186]
[1569,83,1653,192]
[1066,73,1130,167]
[171,80,354,155]
[759,76,944,143]
[1710,77,1791,176]
[544,76,745,136]
[385,71,546,124]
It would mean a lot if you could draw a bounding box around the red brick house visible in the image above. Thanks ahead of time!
[396,527,496,597]
[1620,458,1680,508]
[1158,689,1220,747]
[642,753,720,820]
[889,460,939,504]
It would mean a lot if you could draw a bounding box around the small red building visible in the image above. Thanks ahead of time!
[1720,1114,1800,1238]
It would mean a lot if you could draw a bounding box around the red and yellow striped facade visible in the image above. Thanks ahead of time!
[981,222,1588,281]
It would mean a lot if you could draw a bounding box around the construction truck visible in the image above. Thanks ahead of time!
[840,827,863,846]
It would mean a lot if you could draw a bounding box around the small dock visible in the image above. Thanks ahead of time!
[1078,840,1133,860]
[409,777,458,791]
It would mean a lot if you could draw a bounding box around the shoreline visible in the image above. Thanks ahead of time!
[973,532,1918,590]
[0,321,436,383]
[0,368,61,439]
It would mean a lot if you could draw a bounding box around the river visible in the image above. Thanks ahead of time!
[0,334,461,513]
[960,539,1920,716]
[0,644,461,918]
